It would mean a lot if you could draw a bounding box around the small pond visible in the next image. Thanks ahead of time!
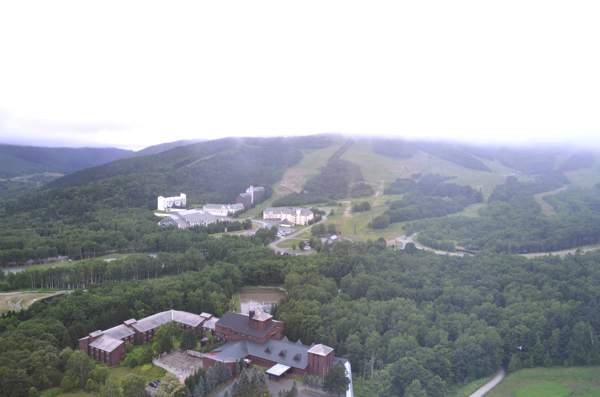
[239,287,287,314]
[1,268,26,275]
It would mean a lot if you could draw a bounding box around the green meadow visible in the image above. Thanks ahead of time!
[487,367,600,397]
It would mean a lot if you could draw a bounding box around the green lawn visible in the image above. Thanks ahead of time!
[107,362,166,382]
[564,153,600,188]
[487,366,600,397]
[340,141,522,198]
[275,238,308,249]
[232,292,242,312]
[55,391,94,397]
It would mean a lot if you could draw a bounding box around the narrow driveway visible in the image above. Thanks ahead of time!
[469,367,505,397]
[268,215,328,255]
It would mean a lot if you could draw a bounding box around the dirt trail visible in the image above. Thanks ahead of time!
[469,367,505,397]
[373,180,385,206]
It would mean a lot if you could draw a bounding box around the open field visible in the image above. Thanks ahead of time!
[2,252,158,275]
[275,238,308,249]
[533,187,568,216]
[0,291,61,313]
[243,142,344,218]
[563,153,600,188]
[486,366,600,397]
[341,140,524,198]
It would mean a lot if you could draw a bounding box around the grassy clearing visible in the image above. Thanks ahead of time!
[275,238,308,249]
[486,366,600,397]
[244,142,344,218]
[341,141,521,198]
[55,391,94,397]
[0,291,60,314]
[449,202,486,218]
[515,382,572,397]
[232,292,242,312]
[340,139,399,186]
[581,387,600,397]
[108,362,166,382]
[564,153,600,188]
[533,188,568,216]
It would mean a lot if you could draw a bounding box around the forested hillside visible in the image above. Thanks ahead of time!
[3,232,600,396]
[371,174,484,238]
[0,144,132,179]
[2,135,600,396]
[409,177,600,254]
[273,159,372,206]
[0,136,332,266]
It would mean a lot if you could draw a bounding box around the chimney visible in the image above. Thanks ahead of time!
[249,310,255,327]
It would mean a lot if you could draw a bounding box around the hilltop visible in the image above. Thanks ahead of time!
[125,139,206,158]
[0,143,132,179]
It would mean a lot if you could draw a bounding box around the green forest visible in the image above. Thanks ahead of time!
[0,144,131,179]
[2,135,600,396]
[4,233,600,396]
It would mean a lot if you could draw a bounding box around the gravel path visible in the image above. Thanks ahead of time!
[469,367,505,397]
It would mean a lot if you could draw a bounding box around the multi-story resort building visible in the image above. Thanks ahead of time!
[79,308,344,380]
[263,207,314,225]
[157,193,186,211]
[203,203,245,216]
[236,186,266,207]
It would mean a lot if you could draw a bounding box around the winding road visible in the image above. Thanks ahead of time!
[396,233,466,256]
[267,215,328,255]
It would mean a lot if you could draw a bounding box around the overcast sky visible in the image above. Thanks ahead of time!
[1,1,599,151]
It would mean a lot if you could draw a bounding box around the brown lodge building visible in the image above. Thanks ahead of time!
[79,310,217,366]
[79,308,342,379]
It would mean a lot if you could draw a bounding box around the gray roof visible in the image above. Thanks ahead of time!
[212,337,333,370]
[307,344,334,356]
[90,330,103,338]
[202,317,219,330]
[104,324,135,340]
[131,310,203,333]
[266,363,291,376]
[216,311,280,339]
[279,219,294,226]
[238,193,251,199]
[159,209,217,228]
[89,335,124,352]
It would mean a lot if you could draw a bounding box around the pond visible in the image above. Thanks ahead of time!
[1,267,26,275]
[239,287,287,314]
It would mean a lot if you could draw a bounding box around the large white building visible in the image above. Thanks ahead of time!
[157,193,186,211]
[263,207,314,225]
[203,203,244,216]
[157,209,216,229]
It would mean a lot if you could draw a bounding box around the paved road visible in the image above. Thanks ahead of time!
[396,233,466,256]
[267,215,328,255]
[469,367,506,397]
